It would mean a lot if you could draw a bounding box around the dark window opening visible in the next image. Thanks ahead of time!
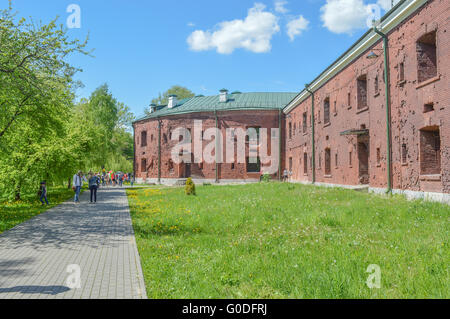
[302,112,307,133]
[335,152,338,167]
[420,127,441,175]
[303,153,308,174]
[163,133,168,144]
[325,149,331,175]
[401,144,407,164]
[347,92,351,107]
[374,75,379,94]
[399,62,405,82]
[231,163,235,170]
[324,97,330,124]
[417,31,437,83]
[289,122,292,139]
[246,157,261,173]
[289,157,293,171]
[349,151,352,166]
[141,159,147,172]
[424,103,434,113]
[357,75,368,109]
[141,131,147,147]
[376,148,381,165]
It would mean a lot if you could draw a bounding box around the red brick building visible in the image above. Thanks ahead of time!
[133,0,448,203]
[284,0,449,202]
[133,92,296,184]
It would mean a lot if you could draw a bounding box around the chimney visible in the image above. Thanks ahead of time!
[219,89,228,103]
[168,95,178,109]
[150,103,157,113]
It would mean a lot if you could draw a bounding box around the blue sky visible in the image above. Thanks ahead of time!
[5,0,396,118]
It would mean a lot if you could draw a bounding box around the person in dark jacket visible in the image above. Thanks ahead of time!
[88,172,98,204]
[39,181,49,205]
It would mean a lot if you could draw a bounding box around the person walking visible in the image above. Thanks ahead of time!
[38,181,49,205]
[88,172,98,204]
[73,171,83,203]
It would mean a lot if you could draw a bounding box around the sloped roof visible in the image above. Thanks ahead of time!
[134,92,297,123]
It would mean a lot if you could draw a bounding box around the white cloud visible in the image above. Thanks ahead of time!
[187,3,280,54]
[377,0,400,11]
[286,15,309,41]
[187,22,195,27]
[274,0,289,14]
[320,0,378,34]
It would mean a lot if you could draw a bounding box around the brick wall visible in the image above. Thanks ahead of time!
[285,0,449,194]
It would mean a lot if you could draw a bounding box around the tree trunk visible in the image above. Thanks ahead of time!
[68,177,72,189]
[15,184,21,201]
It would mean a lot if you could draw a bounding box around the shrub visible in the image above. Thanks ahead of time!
[261,173,272,183]
[185,178,196,196]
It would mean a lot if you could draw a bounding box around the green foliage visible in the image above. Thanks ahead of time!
[0,5,134,200]
[145,85,195,115]
[185,178,196,196]
[261,173,272,182]
[127,183,449,299]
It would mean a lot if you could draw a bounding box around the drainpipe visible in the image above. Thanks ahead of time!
[278,109,282,181]
[215,110,219,183]
[305,85,316,184]
[373,27,392,194]
[133,124,136,183]
[157,118,161,184]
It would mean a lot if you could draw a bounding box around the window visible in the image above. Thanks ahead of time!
[324,98,330,124]
[163,133,168,144]
[151,134,154,142]
[401,143,407,164]
[347,92,351,107]
[246,127,260,142]
[231,163,235,170]
[141,131,147,147]
[141,159,147,172]
[399,62,405,82]
[325,149,331,175]
[293,123,296,136]
[289,157,293,171]
[246,157,261,173]
[374,75,379,94]
[349,151,352,166]
[357,75,368,109]
[303,153,308,174]
[420,127,441,175]
[302,112,307,133]
[335,152,338,167]
[417,31,437,83]
[376,148,381,165]
[424,103,434,113]
[289,123,292,139]
[168,160,174,173]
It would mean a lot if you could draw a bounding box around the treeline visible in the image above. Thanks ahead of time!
[0,5,134,200]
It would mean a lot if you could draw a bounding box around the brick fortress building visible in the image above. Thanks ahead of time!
[133,0,449,203]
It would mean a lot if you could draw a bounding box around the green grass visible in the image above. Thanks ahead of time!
[0,186,80,234]
[126,183,449,299]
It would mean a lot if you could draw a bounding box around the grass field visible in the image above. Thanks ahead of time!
[127,183,449,299]
[0,186,79,234]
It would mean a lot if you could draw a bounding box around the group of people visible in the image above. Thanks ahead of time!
[37,170,135,205]
[72,170,135,204]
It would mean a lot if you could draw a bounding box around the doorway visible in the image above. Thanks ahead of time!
[357,136,369,185]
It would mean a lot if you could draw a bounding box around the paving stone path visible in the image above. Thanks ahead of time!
[0,187,147,299]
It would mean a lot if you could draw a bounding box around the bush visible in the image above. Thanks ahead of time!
[185,178,196,196]
[261,173,272,183]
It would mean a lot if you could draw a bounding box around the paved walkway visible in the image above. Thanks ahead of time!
[0,187,147,299]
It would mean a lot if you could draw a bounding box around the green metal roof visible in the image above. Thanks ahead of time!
[134,92,297,122]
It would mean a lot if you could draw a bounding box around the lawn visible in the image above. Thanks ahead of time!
[0,186,79,234]
[126,183,449,299]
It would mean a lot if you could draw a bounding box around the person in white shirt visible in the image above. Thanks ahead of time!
[73,171,83,203]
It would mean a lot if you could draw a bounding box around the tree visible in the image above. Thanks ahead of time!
[145,85,195,115]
